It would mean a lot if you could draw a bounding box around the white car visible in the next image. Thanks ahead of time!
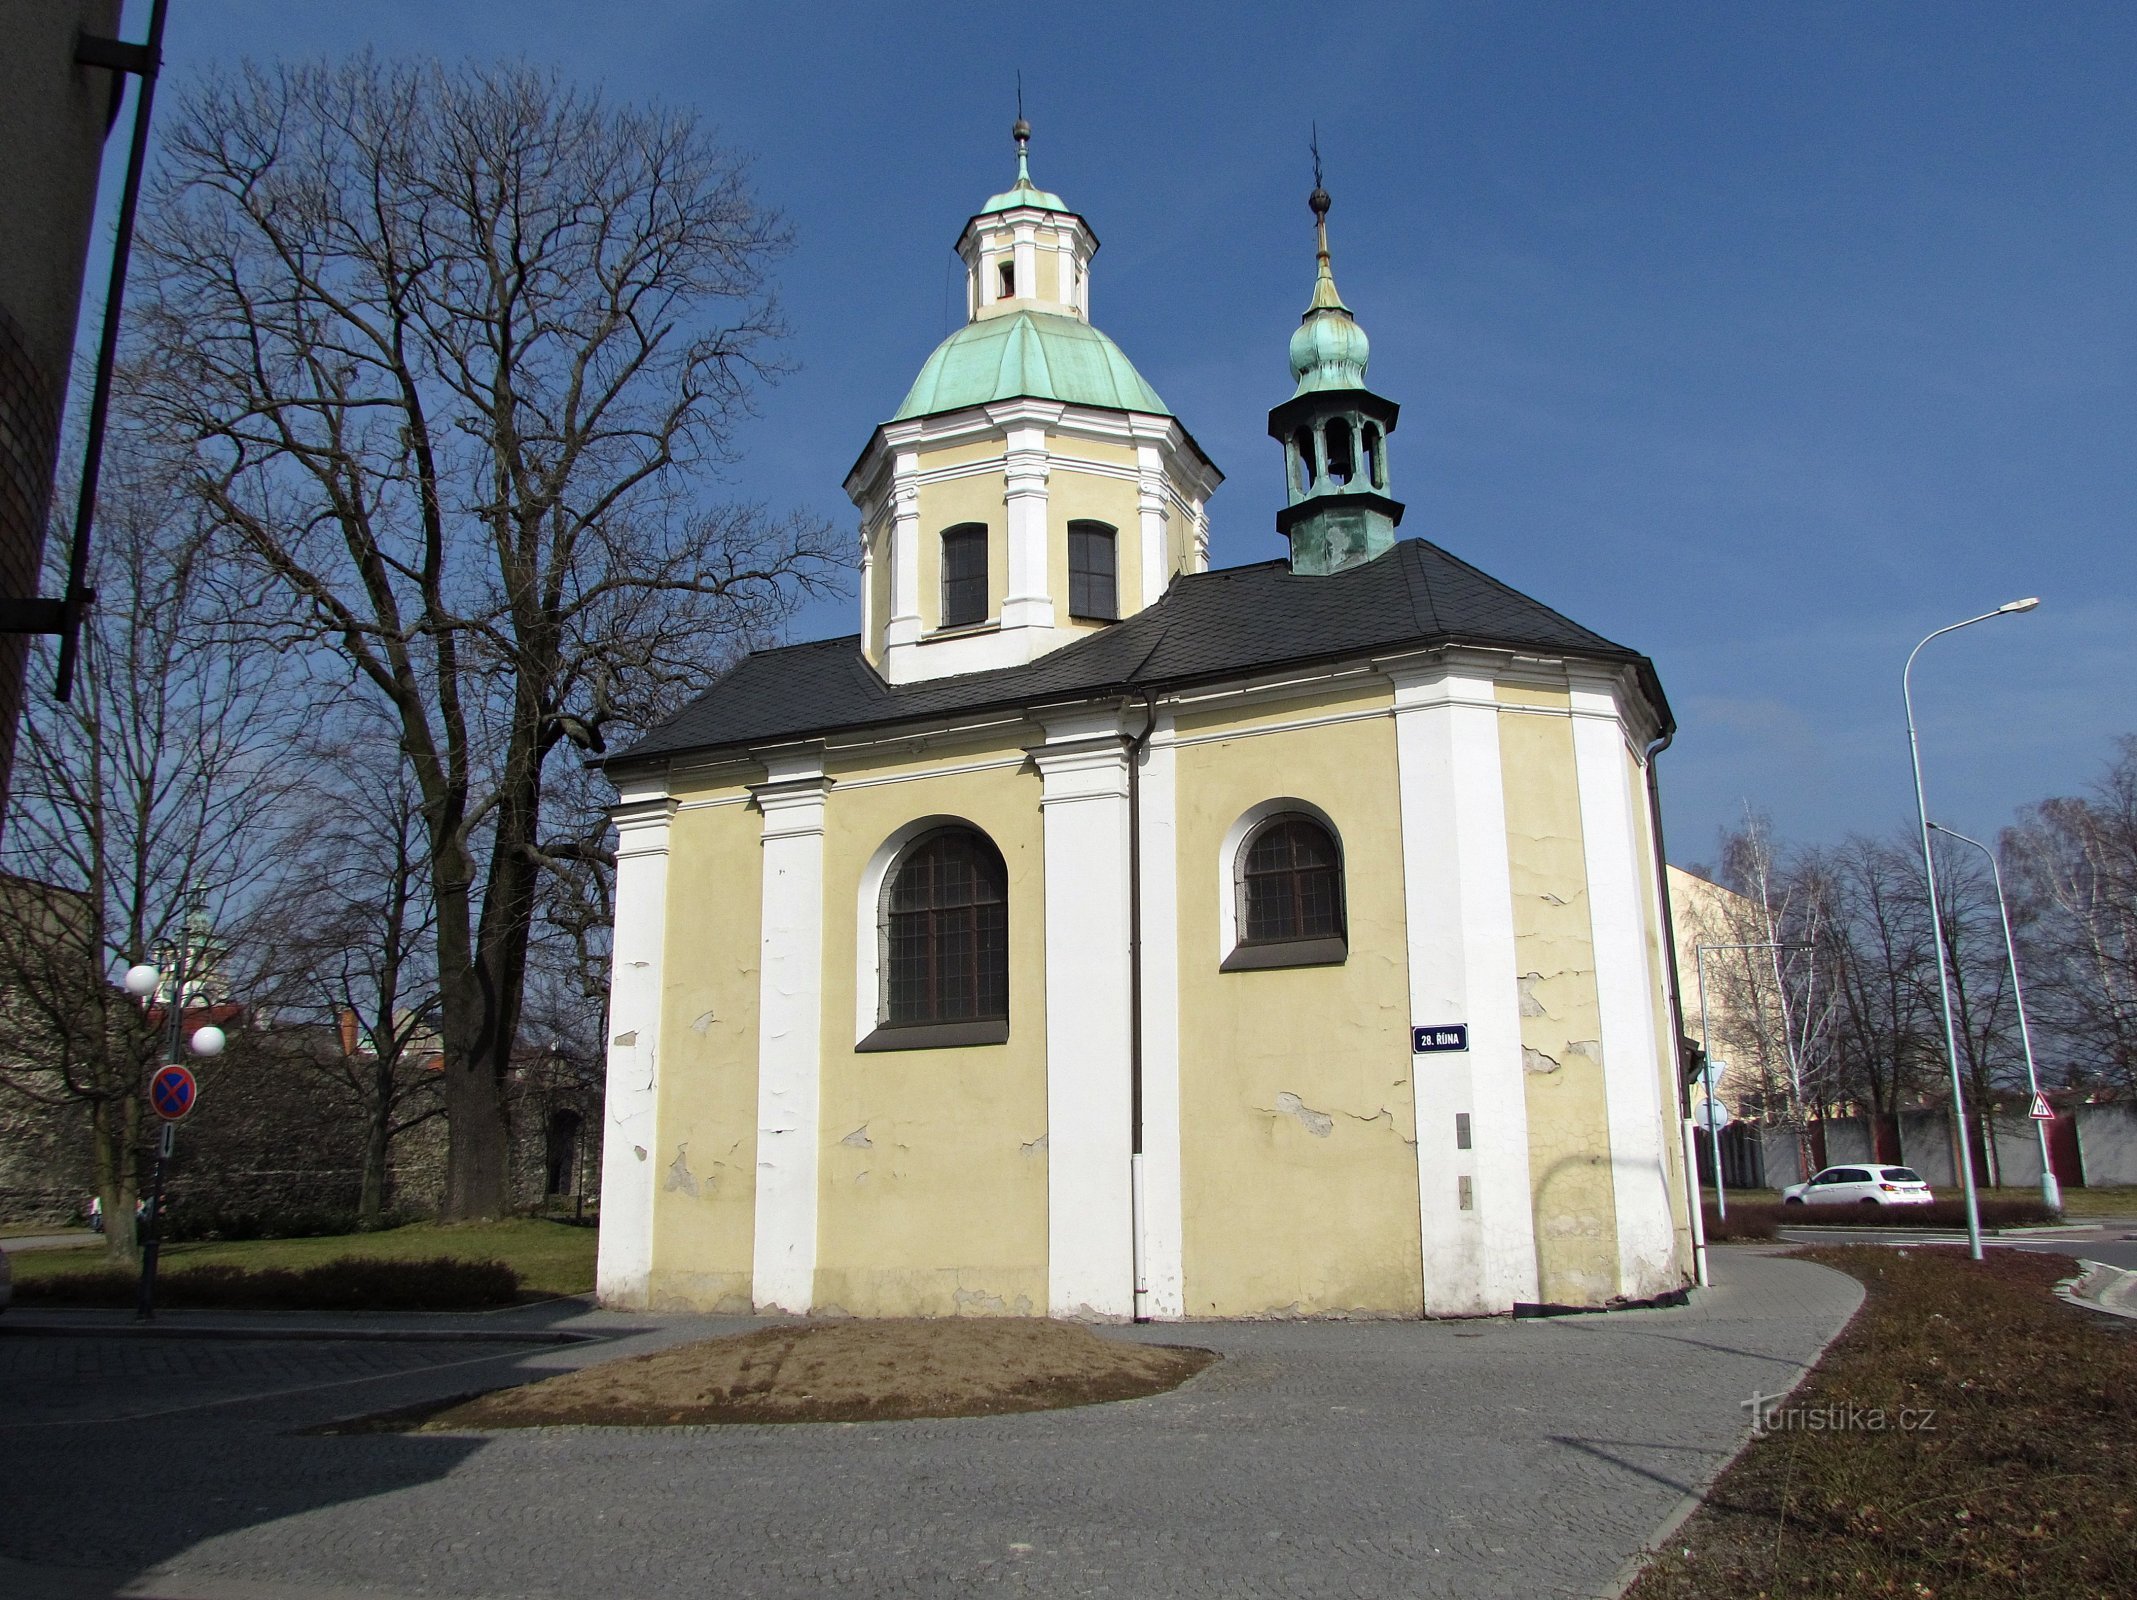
[1780,1164,1935,1207]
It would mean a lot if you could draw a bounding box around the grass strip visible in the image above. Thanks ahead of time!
[12,1255,520,1312]
[7,1217,596,1296]
[1627,1247,2137,1598]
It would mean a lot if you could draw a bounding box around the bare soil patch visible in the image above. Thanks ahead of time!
[1626,1247,2137,1599]
[405,1318,1218,1428]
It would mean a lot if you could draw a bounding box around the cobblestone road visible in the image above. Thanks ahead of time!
[0,1249,1861,1600]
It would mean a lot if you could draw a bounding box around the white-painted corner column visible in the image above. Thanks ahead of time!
[1135,442,1170,607]
[1001,425,1054,633]
[1013,220,1038,300]
[1569,672,1678,1297]
[1134,708,1186,1318]
[886,456,922,650]
[1034,711,1137,1319]
[750,747,829,1314]
[595,786,677,1309]
[1391,664,1537,1315]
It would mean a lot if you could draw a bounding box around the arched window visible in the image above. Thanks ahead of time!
[1324,418,1355,485]
[940,524,987,628]
[1362,423,1384,489]
[1223,810,1347,971]
[997,259,1016,300]
[1068,520,1117,620]
[1292,426,1317,491]
[868,826,1010,1047]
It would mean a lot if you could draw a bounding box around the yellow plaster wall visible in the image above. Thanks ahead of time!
[812,743,1051,1315]
[916,470,1006,631]
[1173,691,1423,1316]
[646,785,765,1312]
[1048,466,1142,629]
[1497,700,1622,1305]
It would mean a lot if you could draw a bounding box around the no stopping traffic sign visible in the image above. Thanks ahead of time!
[149,1063,198,1121]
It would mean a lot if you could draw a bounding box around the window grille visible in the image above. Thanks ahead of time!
[1068,520,1118,620]
[1239,815,1344,944]
[884,829,1009,1026]
[940,525,987,628]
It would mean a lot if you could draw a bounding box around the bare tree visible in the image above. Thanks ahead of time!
[249,711,446,1227]
[128,58,839,1217]
[0,485,300,1264]
[2006,736,2137,1096]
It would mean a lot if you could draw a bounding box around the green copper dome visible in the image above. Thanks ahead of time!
[894,310,1171,421]
[1289,312,1371,393]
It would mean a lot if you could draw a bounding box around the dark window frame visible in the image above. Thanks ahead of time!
[1222,811,1348,973]
[939,523,988,629]
[864,825,1010,1050]
[1067,519,1118,621]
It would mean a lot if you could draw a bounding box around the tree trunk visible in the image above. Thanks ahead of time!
[359,1072,391,1230]
[93,1096,140,1268]
[442,1056,512,1220]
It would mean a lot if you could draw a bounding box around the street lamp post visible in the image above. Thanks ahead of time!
[1905,599,2039,1263]
[1929,821,2061,1215]
[1693,941,1811,1222]
[122,926,226,1321]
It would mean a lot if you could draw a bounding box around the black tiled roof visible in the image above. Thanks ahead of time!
[612,539,1670,766]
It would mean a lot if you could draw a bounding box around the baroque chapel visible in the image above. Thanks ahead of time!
[595,126,1694,1319]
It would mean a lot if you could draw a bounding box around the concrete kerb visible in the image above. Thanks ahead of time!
[2056,1259,2137,1322]
[1599,1252,1870,1600]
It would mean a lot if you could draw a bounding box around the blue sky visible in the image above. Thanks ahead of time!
[108,2,2136,863]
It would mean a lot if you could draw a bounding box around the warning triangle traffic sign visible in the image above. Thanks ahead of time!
[2028,1092,2054,1121]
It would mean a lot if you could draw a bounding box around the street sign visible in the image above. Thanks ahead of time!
[2028,1092,2054,1121]
[1413,1024,1469,1054]
[149,1063,197,1122]
[1691,1095,1733,1130]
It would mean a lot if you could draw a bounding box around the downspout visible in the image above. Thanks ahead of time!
[1125,690,1159,1322]
[1644,728,1707,1289]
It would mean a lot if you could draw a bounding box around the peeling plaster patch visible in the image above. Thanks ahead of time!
[1272,1092,1335,1137]
[1019,1133,1049,1158]
[1523,1047,1562,1075]
[854,1170,871,1186]
[611,1029,638,1047]
[841,1124,873,1149]
[951,1286,1034,1315]
[690,1010,717,1034]
[1541,892,1567,907]
[1517,974,1547,1019]
[1566,1039,1602,1064]
[663,1144,699,1196]
[632,1145,647,1161]
[1343,1106,1396,1133]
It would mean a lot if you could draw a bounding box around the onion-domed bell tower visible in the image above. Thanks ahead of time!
[1267,182,1403,575]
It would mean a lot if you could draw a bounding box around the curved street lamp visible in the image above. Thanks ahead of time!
[1905,598,2038,1263]
[1929,821,2061,1215]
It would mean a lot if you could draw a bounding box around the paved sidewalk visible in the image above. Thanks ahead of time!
[0,1248,1861,1600]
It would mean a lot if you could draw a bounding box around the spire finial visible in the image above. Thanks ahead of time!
[1306,124,1345,312]
[1013,73,1032,184]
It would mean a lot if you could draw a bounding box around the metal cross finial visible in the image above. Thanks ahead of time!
[1012,71,1031,162]
[1311,123,1324,191]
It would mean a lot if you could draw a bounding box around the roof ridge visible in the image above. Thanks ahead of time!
[1407,537,1626,652]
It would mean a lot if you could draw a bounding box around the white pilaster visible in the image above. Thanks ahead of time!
[1136,444,1169,608]
[595,788,677,1309]
[750,747,829,1314]
[1569,672,1678,1296]
[1001,426,1054,632]
[1134,710,1185,1317]
[886,455,922,649]
[1034,711,1137,1319]
[1013,223,1037,301]
[1391,665,1538,1314]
